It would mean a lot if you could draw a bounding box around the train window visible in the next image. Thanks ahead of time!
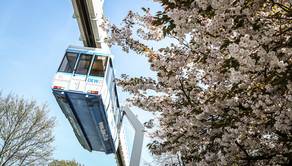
[58,52,78,73]
[89,56,108,77]
[75,54,92,75]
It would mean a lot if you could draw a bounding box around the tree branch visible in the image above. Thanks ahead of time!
[235,140,251,165]
[179,77,195,106]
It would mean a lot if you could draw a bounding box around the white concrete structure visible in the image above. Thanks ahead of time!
[69,0,145,165]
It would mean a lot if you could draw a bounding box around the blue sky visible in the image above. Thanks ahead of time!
[0,0,162,165]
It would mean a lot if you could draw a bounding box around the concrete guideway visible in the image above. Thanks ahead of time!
[70,0,145,165]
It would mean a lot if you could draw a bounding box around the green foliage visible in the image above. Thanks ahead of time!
[48,159,84,166]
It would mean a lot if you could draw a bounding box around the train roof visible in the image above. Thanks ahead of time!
[67,45,110,56]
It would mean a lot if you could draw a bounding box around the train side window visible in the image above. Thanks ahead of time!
[114,86,120,108]
[89,56,108,77]
[75,54,92,75]
[58,52,78,73]
[109,58,113,68]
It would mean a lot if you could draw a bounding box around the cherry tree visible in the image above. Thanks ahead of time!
[104,0,292,165]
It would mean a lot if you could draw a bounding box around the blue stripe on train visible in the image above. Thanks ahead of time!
[66,49,109,57]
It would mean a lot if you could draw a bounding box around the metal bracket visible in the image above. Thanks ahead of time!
[121,106,144,166]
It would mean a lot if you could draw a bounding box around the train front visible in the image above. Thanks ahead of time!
[52,45,120,154]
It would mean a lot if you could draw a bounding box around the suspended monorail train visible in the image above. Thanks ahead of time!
[52,45,122,154]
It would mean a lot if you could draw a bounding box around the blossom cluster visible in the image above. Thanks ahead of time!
[104,0,292,165]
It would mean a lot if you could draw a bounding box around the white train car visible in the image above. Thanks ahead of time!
[52,45,122,154]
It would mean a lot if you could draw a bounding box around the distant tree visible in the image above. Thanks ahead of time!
[0,92,56,166]
[143,152,183,166]
[48,159,84,166]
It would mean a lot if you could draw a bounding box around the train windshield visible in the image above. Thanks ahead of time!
[58,52,78,73]
[89,55,108,77]
[75,54,92,75]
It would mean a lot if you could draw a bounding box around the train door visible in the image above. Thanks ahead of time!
[68,54,93,92]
